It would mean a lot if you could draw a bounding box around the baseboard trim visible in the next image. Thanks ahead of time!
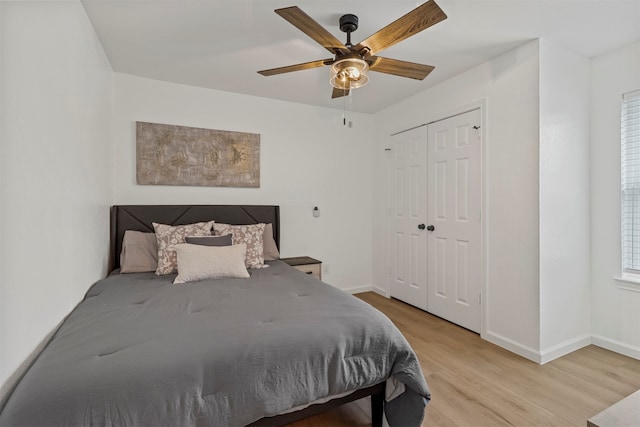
[344,285,373,295]
[485,332,639,364]
[372,286,388,297]
[540,334,591,364]
[592,335,640,360]
[484,330,541,363]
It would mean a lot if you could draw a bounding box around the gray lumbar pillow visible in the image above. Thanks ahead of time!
[185,234,233,247]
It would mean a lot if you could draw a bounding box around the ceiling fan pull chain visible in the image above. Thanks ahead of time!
[343,87,347,126]
[342,81,354,127]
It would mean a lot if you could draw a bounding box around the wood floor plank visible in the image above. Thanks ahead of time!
[422,406,457,427]
[426,368,537,426]
[286,292,640,427]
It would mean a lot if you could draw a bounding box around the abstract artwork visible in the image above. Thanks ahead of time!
[136,122,260,187]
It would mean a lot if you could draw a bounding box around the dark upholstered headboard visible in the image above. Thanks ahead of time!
[109,205,280,273]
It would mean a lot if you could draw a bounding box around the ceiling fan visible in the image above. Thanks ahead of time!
[258,1,447,99]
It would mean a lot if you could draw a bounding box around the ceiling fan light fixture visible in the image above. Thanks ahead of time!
[330,58,369,90]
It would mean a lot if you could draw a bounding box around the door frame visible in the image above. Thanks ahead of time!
[385,99,488,339]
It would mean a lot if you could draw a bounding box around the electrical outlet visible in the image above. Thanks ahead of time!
[323,263,330,274]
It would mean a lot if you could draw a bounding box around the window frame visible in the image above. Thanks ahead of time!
[618,89,640,291]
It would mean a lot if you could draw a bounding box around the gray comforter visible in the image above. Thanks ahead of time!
[0,261,430,426]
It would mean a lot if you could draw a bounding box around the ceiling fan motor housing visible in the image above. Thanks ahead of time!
[339,14,358,34]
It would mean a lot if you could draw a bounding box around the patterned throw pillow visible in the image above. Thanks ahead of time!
[153,221,214,275]
[213,223,266,269]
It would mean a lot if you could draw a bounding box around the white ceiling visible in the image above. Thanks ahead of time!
[82,0,640,114]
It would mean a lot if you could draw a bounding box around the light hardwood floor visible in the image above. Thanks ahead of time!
[287,292,640,427]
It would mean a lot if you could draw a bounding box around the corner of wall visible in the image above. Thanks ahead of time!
[0,0,116,391]
[0,0,6,395]
[538,38,591,355]
[589,40,640,359]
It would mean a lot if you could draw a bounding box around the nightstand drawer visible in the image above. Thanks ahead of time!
[281,256,322,280]
[292,263,321,280]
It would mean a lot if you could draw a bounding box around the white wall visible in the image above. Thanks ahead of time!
[373,40,542,360]
[113,73,373,293]
[590,40,640,358]
[0,1,113,396]
[0,1,5,397]
[538,40,591,361]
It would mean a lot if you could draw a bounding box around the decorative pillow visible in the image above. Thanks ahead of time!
[263,223,280,261]
[213,223,266,269]
[185,234,232,247]
[173,243,249,284]
[153,221,214,275]
[120,231,158,273]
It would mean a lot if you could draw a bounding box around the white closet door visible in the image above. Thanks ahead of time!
[427,109,482,332]
[389,125,428,311]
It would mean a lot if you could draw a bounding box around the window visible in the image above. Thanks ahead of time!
[621,89,640,274]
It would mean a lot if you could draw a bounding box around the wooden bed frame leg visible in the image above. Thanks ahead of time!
[371,389,384,427]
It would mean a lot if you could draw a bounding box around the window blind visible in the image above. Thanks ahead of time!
[622,89,640,273]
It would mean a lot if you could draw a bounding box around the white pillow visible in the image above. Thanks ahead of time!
[173,243,250,284]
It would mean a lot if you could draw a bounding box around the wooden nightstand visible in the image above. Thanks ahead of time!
[281,256,322,280]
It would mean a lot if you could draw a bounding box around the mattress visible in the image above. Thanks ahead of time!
[0,261,430,426]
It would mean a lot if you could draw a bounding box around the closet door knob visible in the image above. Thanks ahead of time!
[427,225,435,231]
[418,224,426,230]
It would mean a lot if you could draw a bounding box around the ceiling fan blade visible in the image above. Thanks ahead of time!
[258,58,333,76]
[354,0,447,56]
[275,6,349,55]
[331,87,350,99]
[368,56,435,80]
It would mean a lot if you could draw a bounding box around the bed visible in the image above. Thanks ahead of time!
[0,205,430,426]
